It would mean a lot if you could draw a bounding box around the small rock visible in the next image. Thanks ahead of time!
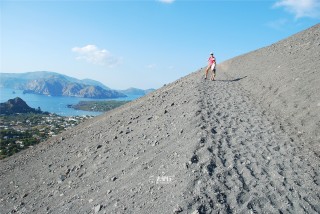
[199,137,205,143]
[174,205,183,213]
[190,154,199,163]
[65,168,71,175]
[58,174,66,183]
[94,204,101,213]
[96,145,102,149]
[273,146,280,151]
[111,176,117,181]
[107,190,112,194]
[164,110,168,114]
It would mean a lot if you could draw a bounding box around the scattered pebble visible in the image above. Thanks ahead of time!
[173,205,183,213]
[94,204,101,213]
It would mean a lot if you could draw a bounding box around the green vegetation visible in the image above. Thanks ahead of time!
[70,100,130,112]
[0,129,39,158]
[0,113,93,159]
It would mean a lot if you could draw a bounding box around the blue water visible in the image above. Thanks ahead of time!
[0,88,142,116]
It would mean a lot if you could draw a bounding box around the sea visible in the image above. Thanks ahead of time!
[0,88,142,116]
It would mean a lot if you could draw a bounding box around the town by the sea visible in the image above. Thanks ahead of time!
[0,88,142,116]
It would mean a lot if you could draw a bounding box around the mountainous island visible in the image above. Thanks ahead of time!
[0,71,110,90]
[0,71,154,99]
[23,77,125,99]
[0,24,319,213]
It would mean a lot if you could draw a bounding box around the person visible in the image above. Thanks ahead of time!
[205,52,216,81]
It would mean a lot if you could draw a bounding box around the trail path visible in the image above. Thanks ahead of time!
[183,71,319,213]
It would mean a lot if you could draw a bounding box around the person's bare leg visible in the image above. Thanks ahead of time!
[205,66,210,79]
[210,73,215,81]
[210,68,215,81]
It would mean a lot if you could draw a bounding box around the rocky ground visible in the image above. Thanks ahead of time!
[0,25,319,214]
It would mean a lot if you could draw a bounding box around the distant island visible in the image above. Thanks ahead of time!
[22,75,126,99]
[0,71,110,90]
[0,71,155,99]
[68,100,130,112]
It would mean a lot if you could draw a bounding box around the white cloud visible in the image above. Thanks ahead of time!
[273,0,320,19]
[146,64,157,69]
[72,45,120,67]
[158,0,175,4]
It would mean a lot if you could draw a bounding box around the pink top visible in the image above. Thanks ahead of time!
[208,56,216,65]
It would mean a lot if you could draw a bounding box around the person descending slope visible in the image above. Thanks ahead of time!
[205,52,216,81]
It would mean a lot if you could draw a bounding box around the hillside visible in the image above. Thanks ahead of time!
[0,25,319,213]
[0,97,42,115]
[218,23,320,144]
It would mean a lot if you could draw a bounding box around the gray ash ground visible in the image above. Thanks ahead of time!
[1,24,319,214]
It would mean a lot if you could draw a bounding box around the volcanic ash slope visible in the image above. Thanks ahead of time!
[1,25,320,213]
[219,23,320,145]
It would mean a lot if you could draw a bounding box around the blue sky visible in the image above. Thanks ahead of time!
[1,0,319,89]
